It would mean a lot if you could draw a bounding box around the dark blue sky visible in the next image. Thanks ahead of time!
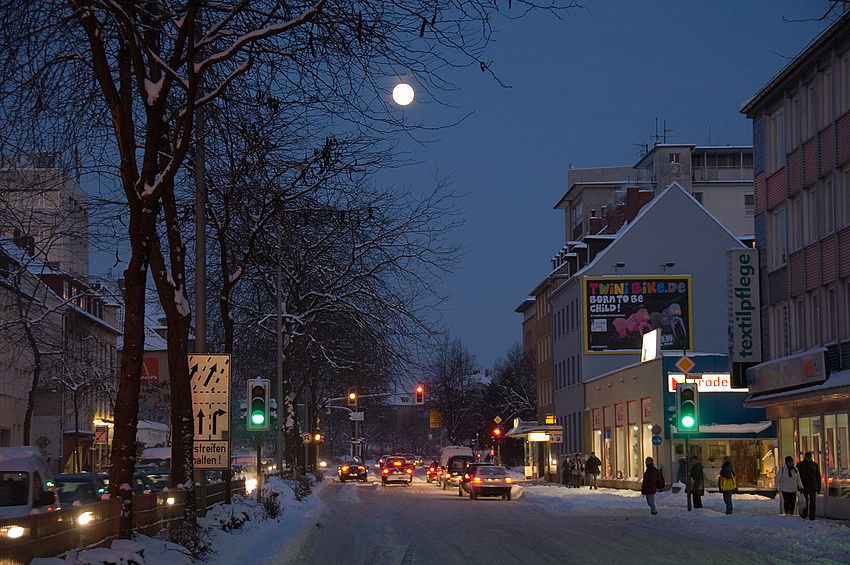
[384,1,835,370]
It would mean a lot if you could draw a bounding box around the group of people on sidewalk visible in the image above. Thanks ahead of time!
[561,451,602,489]
[638,452,822,518]
[775,451,821,520]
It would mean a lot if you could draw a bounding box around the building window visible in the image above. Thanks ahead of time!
[790,94,801,149]
[774,302,790,357]
[790,194,803,252]
[811,292,821,345]
[692,192,703,204]
[845,282,850,339]
[820,68,833,129]
[745,193,755,216]
[771,207,787,268]
[840,53,850,115]
[669,153,680,164]
[767,108,786,175]
[821,177,835,236]
[795,298,806,351]
[805,186,818,245]
[842,168,850,228]
[826,287,837,343]
[804,82,815,140]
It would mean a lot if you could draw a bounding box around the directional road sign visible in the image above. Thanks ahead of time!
[190,354,231,469]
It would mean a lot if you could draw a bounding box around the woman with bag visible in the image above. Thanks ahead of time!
[718,456,736,515]
[775,455,804,516]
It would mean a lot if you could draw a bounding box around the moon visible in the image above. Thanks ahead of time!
[392,83,415,106]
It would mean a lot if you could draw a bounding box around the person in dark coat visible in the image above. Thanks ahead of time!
[796,451,822,520]
[688,455,705,508]
[562,456,571,487]
[640,457,660,515]
[585,451,602,490]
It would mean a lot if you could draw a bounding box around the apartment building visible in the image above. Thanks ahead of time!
[741,9,850,519]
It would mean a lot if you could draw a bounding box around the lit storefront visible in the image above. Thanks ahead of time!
[745,348,850,520]
[585,353,773,490]
[504,418,564,480]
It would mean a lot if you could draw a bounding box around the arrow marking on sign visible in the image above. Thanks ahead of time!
[212,409,226,436]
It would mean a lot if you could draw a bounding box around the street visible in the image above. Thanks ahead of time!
[271,472,784,565]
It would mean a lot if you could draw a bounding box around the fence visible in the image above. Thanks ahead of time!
[0,480,245,565]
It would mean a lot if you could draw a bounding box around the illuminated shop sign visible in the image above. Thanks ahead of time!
[726,249,761,363]
[585,276,693,353]
[667,373,748,393]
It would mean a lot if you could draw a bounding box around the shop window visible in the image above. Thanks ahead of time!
[629,424,641,479]
[823,413,849,499]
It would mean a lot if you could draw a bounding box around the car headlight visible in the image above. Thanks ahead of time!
[1,526,25,539]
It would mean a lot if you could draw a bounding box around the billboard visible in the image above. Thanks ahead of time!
[584,276,692,353]
[726,248,761,363]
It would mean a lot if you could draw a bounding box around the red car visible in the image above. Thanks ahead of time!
[381,456,413,486]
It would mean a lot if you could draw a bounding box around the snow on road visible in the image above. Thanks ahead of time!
[33,472,850,565]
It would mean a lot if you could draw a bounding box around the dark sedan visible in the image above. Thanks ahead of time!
[466,465,513,500]
[338,461,368,482]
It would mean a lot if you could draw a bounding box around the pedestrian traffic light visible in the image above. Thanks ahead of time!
[415,385,424,405]
[676,382,699,431]
[247,378,270,431]
[348,388,357,406]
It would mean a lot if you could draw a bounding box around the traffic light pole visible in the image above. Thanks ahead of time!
[685,434,691,511]
[254,432,262,503]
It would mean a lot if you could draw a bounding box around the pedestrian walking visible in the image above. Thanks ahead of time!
[640,457,662,515]
[775,455,803,516]
[796,451,822,520]
[718,455,736,514]
[687,455,705,509]
[585,451,602,490]
[562,456,571,487]
[571,453,584,488]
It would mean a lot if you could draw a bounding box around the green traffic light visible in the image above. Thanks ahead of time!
[681,415,695,428]
[252,412,265,425]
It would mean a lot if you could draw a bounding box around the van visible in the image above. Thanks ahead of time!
[0,446,60,518]
[438,445,474,469]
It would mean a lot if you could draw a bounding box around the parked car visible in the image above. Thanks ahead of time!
[338,461,368,482]
[381,456,413,486]
[53,473,108,507]
[442,454,476,490]
[458,462,494,496]
[426,460,441,483]
[0,446,59,518]
[96,470,154,495]
[466,465,513,500]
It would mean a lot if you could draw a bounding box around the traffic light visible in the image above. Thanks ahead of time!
[415,385,424,405]
[493,427,502,439]
[314,431,322,443]
[676,382,699,431]
[348,388,357,406]
[247,378,270,431]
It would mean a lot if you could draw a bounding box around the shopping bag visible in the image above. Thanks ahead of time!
[778,493,785,516]
[798,492,807,518]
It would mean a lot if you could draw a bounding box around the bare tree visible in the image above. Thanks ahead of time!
[423,335,481,445]
[2,0,574,537]
[485,343,537,425]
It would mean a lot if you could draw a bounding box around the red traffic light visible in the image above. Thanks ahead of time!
[415,385,424,405]
[493,428,501,437]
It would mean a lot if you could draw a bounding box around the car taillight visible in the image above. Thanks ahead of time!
[358,466,365,470]
[393,461,402,466]
[382,468,389,475]
[429,467,434,472]
[463,473,469,479]
[406,468,413,474]
[473,477,482,484]
[505,477,512,483]
[341,466,349,472]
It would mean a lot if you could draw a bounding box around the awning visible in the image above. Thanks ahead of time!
[671,421,774,438]
[744,368,850,407]
[505,422,563,441]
